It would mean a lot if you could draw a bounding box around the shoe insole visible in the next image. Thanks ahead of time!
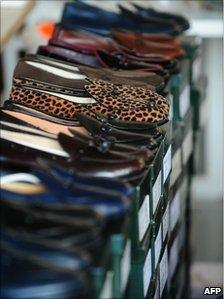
[9,103,80,125]
[30,57,81,72]
[0,120,56,138]
[1,129,69,157]
[1,182,45,194]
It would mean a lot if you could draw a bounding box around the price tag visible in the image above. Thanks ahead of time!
[170,148,182,186]
[170,191,180,232]
[121,240,131,293]
[162,203,169,242]
[143,248,152,297]
[163,145,172,184]
[182,130,193,165]
[159,247,168,296]
[99,271,113,299]
[193,56,202,82]
[169,237,179,279]
[154,226,162,267]
[138,195,150,242]
[153,171,162,214]
[180,84,190,118]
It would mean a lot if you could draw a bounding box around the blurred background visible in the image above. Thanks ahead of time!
[0,1,223,298]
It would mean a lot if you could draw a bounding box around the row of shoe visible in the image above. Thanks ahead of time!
[38,25,183,79]
[60,1,190,36]
[0,2,190,298]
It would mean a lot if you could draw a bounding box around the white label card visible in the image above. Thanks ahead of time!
[99,271,113,299]
[154,226,162,267]
[159,247,168,296]
[169,93,173,120]
[121,240,131,293]
[193,56,202,82]
[163,146,172,184]
[138,195,150,242]
[162,203,169,242]
[153,171,162,214]
[180,84,190,118]
[170,191,181,232]
[182,130,193,165]
[143,248,152,297]
[170,148,182,187]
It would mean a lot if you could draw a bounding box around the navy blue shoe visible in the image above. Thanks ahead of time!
[39,159,133,197]
[1,200,103,252]
[61,2,182,36]
[0,170,131,221]
[1,228,91,272]
[1,248,89,299]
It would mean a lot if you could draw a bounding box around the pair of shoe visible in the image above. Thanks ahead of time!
[1,200,103,251]
[60,1,189,36]
[9,54,170,127]
[1,247,89,299]
[0,119,150,185]
[0,166,131,222]
[1,217,92,298]
[38,25,180,76]
[51,25,182,67]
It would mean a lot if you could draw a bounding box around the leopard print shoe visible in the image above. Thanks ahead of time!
[10,77,169,129]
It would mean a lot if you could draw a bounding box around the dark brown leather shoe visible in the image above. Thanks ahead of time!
[0,128,147,183]
[75,112,160,149]
[20,55,164,90]
[67,129,155,163]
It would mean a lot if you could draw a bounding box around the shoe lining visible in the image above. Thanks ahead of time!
[26,61,86,80]
[34,57,80,72]
[1,121,56,138]
[1,173,40,184]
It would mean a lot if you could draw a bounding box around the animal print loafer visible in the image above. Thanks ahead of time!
[10,65,170,128]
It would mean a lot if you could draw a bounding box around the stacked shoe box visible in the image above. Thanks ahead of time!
[0,2,207,299]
